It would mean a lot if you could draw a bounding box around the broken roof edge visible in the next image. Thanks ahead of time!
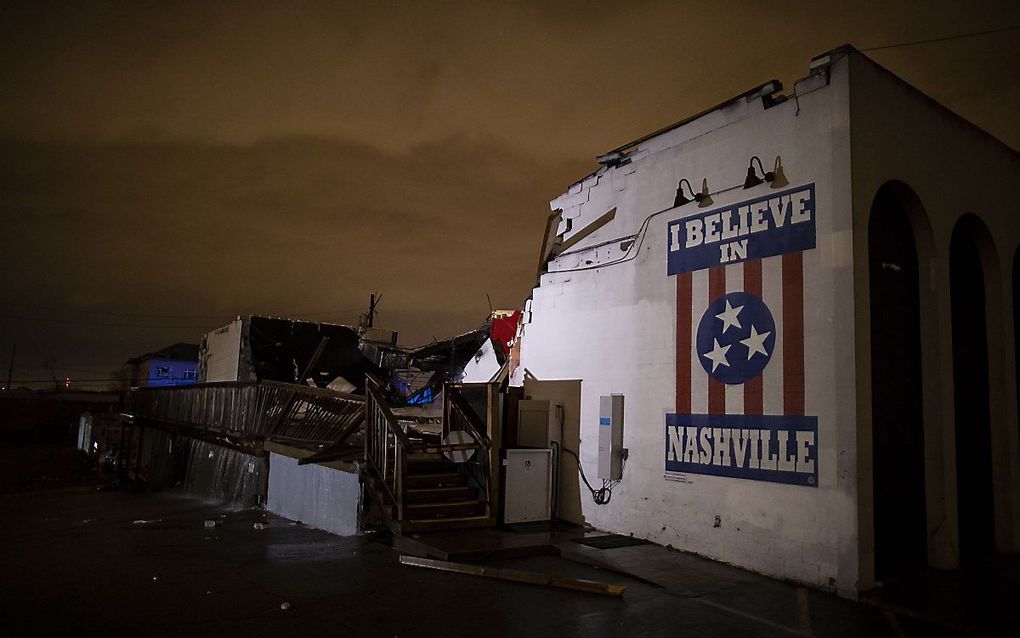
[599,43,1017,161]
[597,44,860,160]
[602,77,784,158]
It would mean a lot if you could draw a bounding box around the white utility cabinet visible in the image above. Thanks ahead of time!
[503,448,553,524]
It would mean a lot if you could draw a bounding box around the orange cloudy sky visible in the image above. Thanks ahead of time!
[1,1,1018,386]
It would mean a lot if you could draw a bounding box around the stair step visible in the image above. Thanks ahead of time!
[406,451,445,462]
[401,499,484,519]
[399,514,496,534]
[405,460,457,474]
[405,486,475,503]
[404,472,467,488]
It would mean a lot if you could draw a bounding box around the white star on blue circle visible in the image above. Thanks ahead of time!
[696,291,776,384]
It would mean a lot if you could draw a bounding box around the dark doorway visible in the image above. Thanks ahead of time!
[949,220,996,560]
[869,190,927,579]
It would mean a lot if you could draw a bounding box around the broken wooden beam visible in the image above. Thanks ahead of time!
[399,555,625,597]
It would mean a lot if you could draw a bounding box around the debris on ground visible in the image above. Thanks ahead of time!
[253,522,267,530]
[132,519,162,525]
[399,555,626,597]
[280,602,291,611]
[203,520,219,528]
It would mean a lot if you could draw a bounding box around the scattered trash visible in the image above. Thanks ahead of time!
[206,590,213,596]
[74,518,96,526]
[152,576,158,581]
[280,602,291,611]
[253,522,268,530]
[133,519,162,525]
[204,520,220,528]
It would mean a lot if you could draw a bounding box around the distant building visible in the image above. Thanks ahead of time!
[515,45,1020,597]
[127,343,200,387]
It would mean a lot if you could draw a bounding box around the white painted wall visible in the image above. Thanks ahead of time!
[267,452,361,536]
[518,56,857,594]
[202,319,242,382]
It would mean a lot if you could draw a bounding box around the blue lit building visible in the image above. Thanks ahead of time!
[127,343,200,387]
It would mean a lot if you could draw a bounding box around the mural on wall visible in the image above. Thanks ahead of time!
[665,183,819,487]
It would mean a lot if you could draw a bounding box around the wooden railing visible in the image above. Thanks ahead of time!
[444,383,499,514]
[364,374,413,521]
[364,375,500,526]
[126,380,365,447]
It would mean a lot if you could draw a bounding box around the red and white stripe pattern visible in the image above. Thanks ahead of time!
[675,254,805,417]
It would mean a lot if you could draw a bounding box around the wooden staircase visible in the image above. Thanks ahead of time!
[394,453,494,533]
[363,375,499,535]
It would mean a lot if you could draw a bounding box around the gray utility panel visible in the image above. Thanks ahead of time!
[598,394,624,480]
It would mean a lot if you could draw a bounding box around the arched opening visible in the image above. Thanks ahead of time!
[868,185,927,578]
[949,216,996,561]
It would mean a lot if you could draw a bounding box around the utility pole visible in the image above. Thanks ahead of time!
[5,344,13,391]
[367,293,382,329]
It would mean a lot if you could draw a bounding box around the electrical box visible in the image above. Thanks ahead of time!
[598,394,624,480]
[516,399,562,448]
[503,448,553,524]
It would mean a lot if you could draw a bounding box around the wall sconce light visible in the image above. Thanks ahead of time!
[743,155,789,189]
[674,178,714,208]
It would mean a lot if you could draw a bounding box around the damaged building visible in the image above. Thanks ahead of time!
[513,45,1020,596]
[70,44,1018,603]
[101,314,499,534]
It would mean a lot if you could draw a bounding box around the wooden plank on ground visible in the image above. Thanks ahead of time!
[399,555,625,597]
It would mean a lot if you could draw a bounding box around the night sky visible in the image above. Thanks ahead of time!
[2,1,1019,388]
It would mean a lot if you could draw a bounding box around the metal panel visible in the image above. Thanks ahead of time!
[598,394,624,480]
[503,448,552,524]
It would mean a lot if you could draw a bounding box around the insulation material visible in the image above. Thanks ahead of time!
[326,376,357,394]
[181,440,266,507]
[267,453,360,536]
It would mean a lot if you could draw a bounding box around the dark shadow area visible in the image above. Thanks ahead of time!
[949,218,996,560]
[869,188,927,579]
[1014,248,1020,453]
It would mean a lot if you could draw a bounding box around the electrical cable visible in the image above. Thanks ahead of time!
[861,24,1020,52]
[559,444,616,505]
[0,302,368,324]
[0,309,365,329]
[548,182,746,275]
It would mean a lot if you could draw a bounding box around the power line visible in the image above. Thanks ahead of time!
[1,302,235,320]
[0,314,220,329]
[862,24,1020,52]
[0,301,369,321]
[0,308,367,329]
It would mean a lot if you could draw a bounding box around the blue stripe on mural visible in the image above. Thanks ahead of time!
[667,183,816,275]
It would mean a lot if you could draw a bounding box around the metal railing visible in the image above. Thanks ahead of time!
[126,380,365,446]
